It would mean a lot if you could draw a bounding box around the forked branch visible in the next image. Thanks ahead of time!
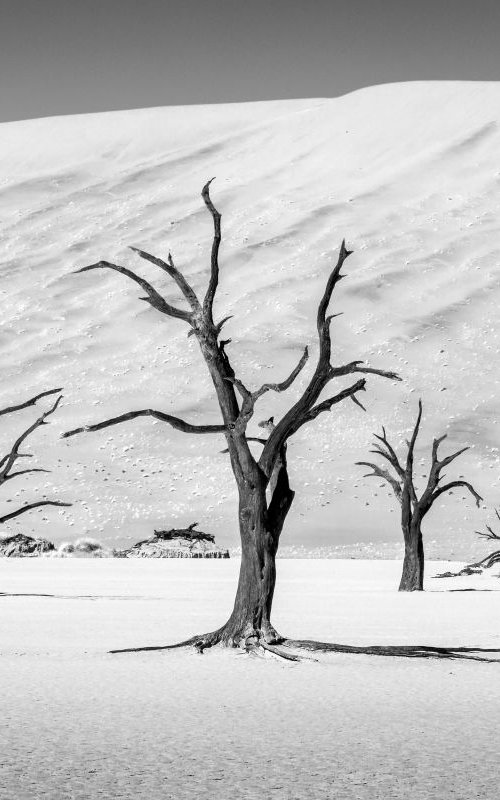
[227,347,310,433]
[0,387,63,418]
[74,261,192,323]
[129,247,201,312]
[2,468,50,483]
[356,460,403,501]
[303,379,367,425]
[0,392,71,525]
[372,427,406,479]
[0,395,62,484]
[259,241,400,477]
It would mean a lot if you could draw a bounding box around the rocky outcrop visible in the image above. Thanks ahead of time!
[0,532,55,557]
[115,523,229,559]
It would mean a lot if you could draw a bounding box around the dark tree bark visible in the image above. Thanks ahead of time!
[0,390,71,525]
[357,400,482,592]
[398,520,423,591]
[62,182,497,662]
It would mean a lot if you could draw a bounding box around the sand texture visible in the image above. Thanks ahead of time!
[2,558,500,799]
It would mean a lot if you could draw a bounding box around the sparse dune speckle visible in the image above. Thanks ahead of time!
[0,82,499,555]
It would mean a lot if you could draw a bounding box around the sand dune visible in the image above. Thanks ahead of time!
[0,82,499,555]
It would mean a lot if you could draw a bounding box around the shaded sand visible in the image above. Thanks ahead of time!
[2,559,500,799]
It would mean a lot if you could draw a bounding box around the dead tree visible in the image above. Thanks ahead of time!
[357,400,482,591]
[435,509,500,578]
[0,389,71,525]
[61,183,495,663]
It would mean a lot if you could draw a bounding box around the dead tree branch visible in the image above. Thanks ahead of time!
[74,261,193,323]
[0,395,62,484]
[259,242,400,478]
[129,247,202,312]
[0,392,71,525]
[356,460,403,501]
[201,178,221,323]
[432,480,482,507]
[62,409,226,439]
[0,387,63,418]
[253,347,310,400]
[0,500,71,525]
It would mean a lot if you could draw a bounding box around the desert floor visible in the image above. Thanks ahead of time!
[2,558,500,799]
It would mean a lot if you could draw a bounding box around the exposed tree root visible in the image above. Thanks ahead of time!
[110,629,500,662]
[110,631,311,661]
[257,641,317,662]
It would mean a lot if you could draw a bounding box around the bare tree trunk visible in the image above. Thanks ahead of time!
[399,519,424,591]
[418,531,425,588]
[216,472,294,646]
[221,523,277,645]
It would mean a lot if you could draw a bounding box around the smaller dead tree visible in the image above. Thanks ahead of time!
[357,400,482,591]
[0,389,71,526]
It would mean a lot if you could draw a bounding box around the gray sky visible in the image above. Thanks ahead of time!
[1,0,500,122]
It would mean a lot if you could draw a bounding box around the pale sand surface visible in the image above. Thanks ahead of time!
[2,558,500,799]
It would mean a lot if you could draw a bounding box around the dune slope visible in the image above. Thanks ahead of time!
[0,82,499,554]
